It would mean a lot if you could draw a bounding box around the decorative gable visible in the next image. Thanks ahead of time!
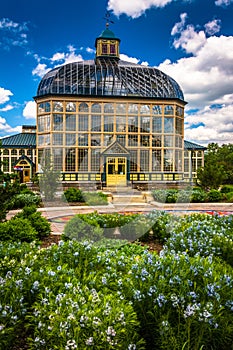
[102,141,130,156]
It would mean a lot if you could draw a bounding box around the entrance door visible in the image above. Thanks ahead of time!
[106,157,127,186]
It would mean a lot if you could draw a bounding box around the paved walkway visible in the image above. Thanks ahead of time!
[39,201,233,234]
[7,196,233,235]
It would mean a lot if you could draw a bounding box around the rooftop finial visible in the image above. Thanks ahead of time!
[103,11,114,28]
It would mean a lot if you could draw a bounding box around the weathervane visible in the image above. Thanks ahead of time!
[103,11,114,28]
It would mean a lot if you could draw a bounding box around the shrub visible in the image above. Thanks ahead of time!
[191,188,207,202]
[83,191,108,206]
[0,217,37,242]
[207,189,223,202]
[63,214,103,241]
[9,193,41,209]
[15,205,51,239]
[165,189,178,203]
[62,187,85,203]
[152,190,167,203]
[220,185,233,194]
[225,192,233,203]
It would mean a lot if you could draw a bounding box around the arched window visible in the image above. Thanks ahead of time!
[79,102,89,112]
[104,103,114,113]
[91,103,101,113]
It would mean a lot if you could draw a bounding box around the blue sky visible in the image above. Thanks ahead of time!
[0,0,233,145]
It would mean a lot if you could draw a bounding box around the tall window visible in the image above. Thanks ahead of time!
[78,149,88,171]
[78,115,89,131]
[65,149,76,171]
[140,150,149,171]
[53,114,63,131]
[66,115,76,131]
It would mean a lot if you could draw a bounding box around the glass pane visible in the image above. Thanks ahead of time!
[176,106,183,116]
[164,118,174,133]
[78,149,88,171]
[164,135,174,147]
[78,133,88,146]
[79,102,89,112]
[164,150,174,171]
[128,116,138,132]
[78,115,89,131]
[104,103,114,113]
[140,105,150,115]
[53,134,63,145]
[38,115,51,132]
[91,103,101,113]
[91,134,101,146]
[53,101,63,112]
[164,105,174,115]
[152,117,162,133]
[152,105,162,115]
[152,136,162,147]
[116,103,126,114]
[140,150,149,171]
[128,104,138,114]
[140,135,150,147]
[152,150,161,171]
[65,148,76,171]
[104,116,114,132]
[66,102,76,112]
[116,116,126,132]
[91,115,101,131]
[66,115,76,131]
[53,114,63,131]
[140,116,150,132]
[66,134,76,146]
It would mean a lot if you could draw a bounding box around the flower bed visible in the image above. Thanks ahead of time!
[0,212,233,349]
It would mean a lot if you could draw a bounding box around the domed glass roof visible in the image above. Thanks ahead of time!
[37,59,184,100]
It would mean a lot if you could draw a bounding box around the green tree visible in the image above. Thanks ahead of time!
[197,143,228,190]
[0,141,21,221]
[38,152,61,202]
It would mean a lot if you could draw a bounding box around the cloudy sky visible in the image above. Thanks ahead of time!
[0,0,233,145]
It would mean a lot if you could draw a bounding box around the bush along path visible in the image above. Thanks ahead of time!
[0,212,233,349]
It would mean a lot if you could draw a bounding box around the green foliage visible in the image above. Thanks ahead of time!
[197,143,233,189]
[62,188,108,205]
[15,205,51,239]
[207,189,223,202]
[9,192,41,209]
[225,192,233,203]
[0,223,233,350]
[83,191,108,205]
[220,185,233,194]
[63,214,103,241]
[0,217,37,242]
[62,187,85,202]
[191,188,207,203]
[38,153,61,201]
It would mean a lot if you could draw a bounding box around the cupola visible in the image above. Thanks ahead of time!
[95,23,120,61]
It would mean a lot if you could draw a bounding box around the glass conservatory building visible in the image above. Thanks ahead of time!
[34,26,187,188]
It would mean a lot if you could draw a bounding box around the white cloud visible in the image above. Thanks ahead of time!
[86,47,95,54]
[32,45,84,78]
[23,101,36,120]
[107,0,173,18]
[204,19,221,35]
[51,52,65,62]
[120,53,140,64]
[215,0,233,6]
[158,17,233,144]
[0,116,21,135]
[0,87,13,104]
[0,104,14,112]
[32,63,50,78]
[0,17,29,49]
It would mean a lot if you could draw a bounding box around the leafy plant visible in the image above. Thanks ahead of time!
[15,205,51,238]
[0,217,37,242]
